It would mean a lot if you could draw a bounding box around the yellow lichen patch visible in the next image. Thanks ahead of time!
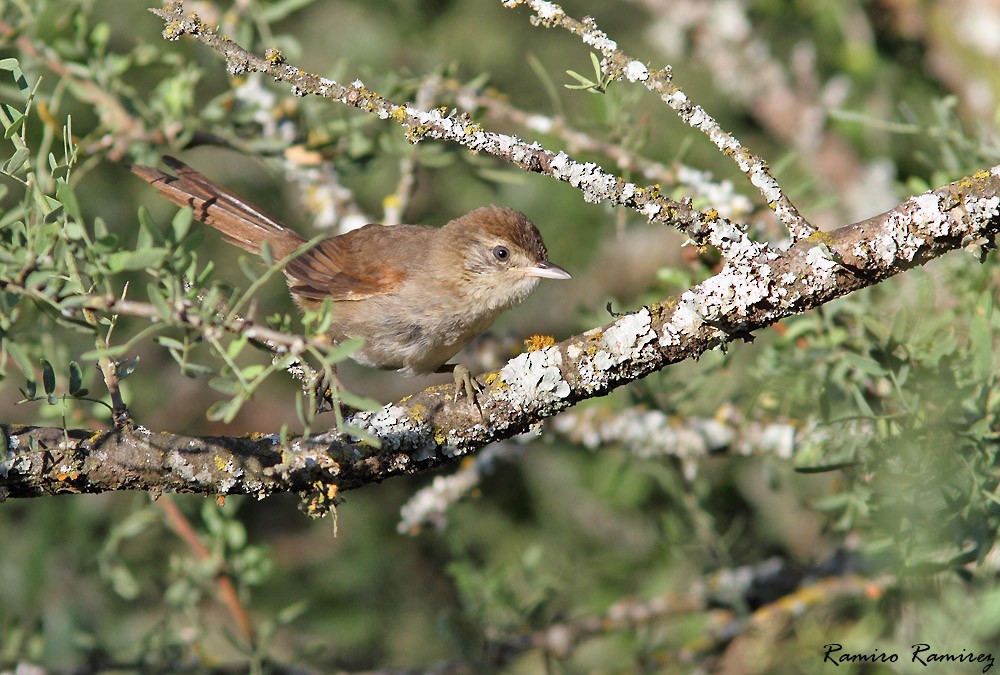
[265,47,284,65]
[405,125,431,143]
[484,371,503,386]
[163,21,184,40]
[524,334,556,351]
[806,230,835,246]
[409,404,427,422]
[213,455,229,472]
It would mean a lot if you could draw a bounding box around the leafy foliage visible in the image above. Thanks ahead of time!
[2,0,1000,673]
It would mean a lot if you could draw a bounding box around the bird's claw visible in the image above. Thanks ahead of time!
[451,364,482,410]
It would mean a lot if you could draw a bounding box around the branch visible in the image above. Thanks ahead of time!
[500,0,816,241]
[0,278,335,360]
[148,1,755,254]
[4,167,998,501]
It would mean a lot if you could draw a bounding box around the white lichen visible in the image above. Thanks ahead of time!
[593,309,654,371]
[625,60,649,82]
[500,347,570,411]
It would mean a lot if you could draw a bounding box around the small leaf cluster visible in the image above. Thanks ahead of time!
[752,260,1000,575]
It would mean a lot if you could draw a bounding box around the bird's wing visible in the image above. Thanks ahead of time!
[285,224,411,302]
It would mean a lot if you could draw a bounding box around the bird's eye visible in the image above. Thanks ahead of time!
[493,245,510,262]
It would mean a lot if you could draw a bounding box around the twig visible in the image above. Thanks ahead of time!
[0,278,334,360]
[148,1,754,255]
[500,0,816,242]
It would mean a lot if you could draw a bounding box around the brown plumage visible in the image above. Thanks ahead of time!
[131,156,570,382]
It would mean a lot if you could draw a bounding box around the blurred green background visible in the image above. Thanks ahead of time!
[2,0,1000,672]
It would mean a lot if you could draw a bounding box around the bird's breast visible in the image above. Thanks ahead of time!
[328,290,504,375]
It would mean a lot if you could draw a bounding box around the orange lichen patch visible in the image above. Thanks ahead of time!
[216,495,227,507]
[524,334,556,351]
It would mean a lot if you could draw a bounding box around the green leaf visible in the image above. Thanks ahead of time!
[260,239,274,266]
[5,341,34,378]
[68,361,84,395]
[323,336,365,364]
[146,283,172,319]
[207,399,239,422]
[841,352,886,378]
[4,146,29,174]
[209,377,240,396]
[93,216,109,239]
[105,563,140,600]
[55,179,82,221]
[195,260,215,286]
[850,384,875,418]
[19,379,36,400]
[178,228,203,254]
[63,221,87,240]
[564,69,597,90]
[41,359,56,395]
[170,207,192,243]
[2,107,24,139]
[107,248,168,272]
[116,356,140,380]
[181,362,214,377]
[154,336,187,351]
[136,206,164,248]
[276,600,309,625]
[337,389,383,412]
[227,335,248,360]
[241,364,265,380]
[339,423,381,449]
[238,255,261,282]
[0,58,29,94]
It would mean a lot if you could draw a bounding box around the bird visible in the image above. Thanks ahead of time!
[130,156,571,402]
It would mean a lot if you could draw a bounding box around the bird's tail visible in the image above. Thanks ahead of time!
[130,156,306,258]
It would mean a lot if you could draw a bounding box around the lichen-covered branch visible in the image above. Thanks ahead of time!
[149,1,753,254]
[4,167,998,502]
[445,77,755,222]
[482,567,886,665]
[500,0,816,242]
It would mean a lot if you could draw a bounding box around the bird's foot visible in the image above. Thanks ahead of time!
[451,363,482,405]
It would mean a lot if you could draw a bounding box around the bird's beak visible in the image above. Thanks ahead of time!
[523,260,572,280]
